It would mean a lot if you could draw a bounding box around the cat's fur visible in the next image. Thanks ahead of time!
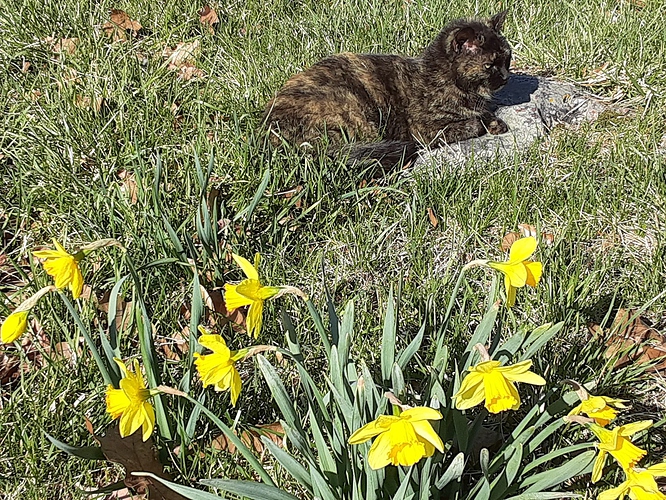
[263,11,512,168]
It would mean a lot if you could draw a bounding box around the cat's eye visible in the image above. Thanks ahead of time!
[484,63,493,69]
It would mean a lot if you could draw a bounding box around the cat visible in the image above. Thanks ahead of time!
[262,11,512,168]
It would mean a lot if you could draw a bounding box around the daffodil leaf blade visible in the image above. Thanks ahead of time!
[261,436,313,493]
[45,433,106,461]
[503,493,583,500]
[199,478,300,500]
[396,321,426,371]
[257,355,300,431]
[381,288,397,384]
[310,466,338,500]
[308,409,337,476]
[337,300,354,368]
[520,450,595,492]
[233,168,271,222]
[463,302,499,370]
[393,465,415,500]
[520,322,564,361]
[435,452,465,489]
[523,443,594,475]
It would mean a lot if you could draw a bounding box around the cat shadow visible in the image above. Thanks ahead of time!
[491,74,540,107]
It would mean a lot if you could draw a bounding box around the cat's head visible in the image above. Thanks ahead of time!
[425,11,512,96]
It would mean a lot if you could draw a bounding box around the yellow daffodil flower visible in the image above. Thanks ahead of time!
[589,421,652,482]
[348,406,444,469]
[33,240,85,299]
[194,327,248,406]
[1,286,57,344]
[569,395,627,427]
[224,253,281,338]
[105,358,156,441]
[487,236,542,307]
[1,311,29,344]
[455,358,546,414]
[598,463,666,500]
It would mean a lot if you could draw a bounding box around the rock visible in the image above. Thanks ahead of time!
[417,74,620,166]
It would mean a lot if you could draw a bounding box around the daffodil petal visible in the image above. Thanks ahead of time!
[348,416,399,444]
[508,236,537,263]
[367,430,393,469]
[619,420,652,437]
[506,281,517,308]
[597,482,627,500]
[646,463,666,477]
[455,372,486,410]
[232,254,259,281]
[141,403,155,441]
[230,368,242,406]
[400,407,442,422]
[224,284,254,310]
[411,420,444,452]
[524,261,543,287]
[246,300,264,338]
[197,334,231,358]
[592,450,606,483]
[70,265,84,299]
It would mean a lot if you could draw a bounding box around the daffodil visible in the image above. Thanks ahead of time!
[1,311,29,344]
[569,395,627,427]
[105,358,156,441]
[455,348,546,413]
[1,286,56,344]
[598,464,666,500]
[194,327,248,406]
[33,239,85,299]
[589,421,652,482]
[487,236,542,307]
[224,253,281,338]
[348,406,444,469]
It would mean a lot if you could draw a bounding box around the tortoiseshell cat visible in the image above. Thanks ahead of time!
[263,11,511,167]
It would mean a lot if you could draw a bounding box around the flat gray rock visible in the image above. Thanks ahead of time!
[417,74,616,166]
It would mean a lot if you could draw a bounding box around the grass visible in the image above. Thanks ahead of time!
[1,0,666,497]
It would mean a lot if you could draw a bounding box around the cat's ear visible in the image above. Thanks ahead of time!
[451,27,484,54]
[488,10,508,31]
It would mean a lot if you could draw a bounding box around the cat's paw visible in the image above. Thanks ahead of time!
[486,117,508,135]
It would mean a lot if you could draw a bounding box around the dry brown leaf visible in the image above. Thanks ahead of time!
[95,423,187,500]
[199,286,247,331]
[117,169,139,204]
[53,341,81,366]
[160,330,189,361]
[501,226,555,251]
[75,95,105,112]
[199,6,219,34]
[163,40,204,80]
[589,309,666,372]
[427,207,439,228]
[103,9,142,42]
[211,422,285,455]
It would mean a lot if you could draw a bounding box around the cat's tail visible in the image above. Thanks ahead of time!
[336,141,421,170]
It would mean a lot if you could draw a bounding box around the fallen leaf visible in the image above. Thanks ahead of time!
[53,37,79,55]
[199,6,219,34]
[117,169,138,204]
[53,341,81,366]
[199,286,247,330]
[427,207,439,228]
[75,95,105,112]
[500,226,555,251]
[589,309,666,372]
[103,9,142,42]
[162,40,204,80]
[95,423,187,500]
[212,422,285,455]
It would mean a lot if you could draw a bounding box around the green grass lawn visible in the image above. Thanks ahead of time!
[1,0,666,497]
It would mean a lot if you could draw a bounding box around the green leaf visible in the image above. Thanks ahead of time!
[520,322,564,361]
[262,436,312,492]
[201,479,300,500]
[396,322,425,371]
[135,472,298,500]
[480,448,490,479]
[45,433,106,461]
[310,466,338,500]
[504,493,582,500]
[523,444,593,475]
[463,303,499,370]
[520,450,595,492]
[257,355,299,431]
[234,168,271,222]
[435,452,465,488]
[338,300,354,371]
[308,409,336,478]
[393,465,414,500]
[381,288,397,384]
[305,298,331,355]
[392,363,405,396]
